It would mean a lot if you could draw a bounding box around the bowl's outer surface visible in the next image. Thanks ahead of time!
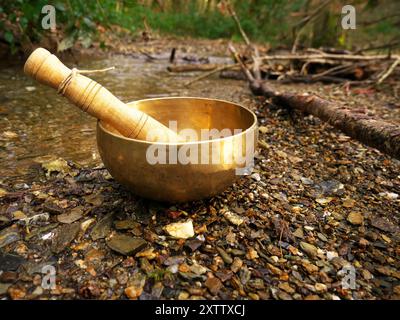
[97,97,258,203]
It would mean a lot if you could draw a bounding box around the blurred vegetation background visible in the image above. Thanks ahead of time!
[0,0,399,54]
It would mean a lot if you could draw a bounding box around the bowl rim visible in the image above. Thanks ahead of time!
[97,96,258,146]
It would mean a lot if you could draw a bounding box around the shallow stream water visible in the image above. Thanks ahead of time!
[0,54,237,180]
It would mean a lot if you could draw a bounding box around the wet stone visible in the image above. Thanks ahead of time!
[178,272,205,281]
[90,212,114,240]
[347,212,363,225]
[316,180,345,196]
[0,253,26,272]
[51,222,80,254]
[222,210,244,226]
[279,282,295,294]
[0,226,20,248]
[215,270,233,282]
[107,234,147,256]
[370,217,398,233]
[216,247,233,264]
[189,263,208,275]
[293,227,304,238]
[114,219,140,230]
[57,207,83,224]
[164,220,194,239]
[185,239,203,251]
[231,257,243,273]
[300,242,318,257]
[0,283,11,295]
[164,256,186,266]
[0,271,18,283]
[205,277,223,295]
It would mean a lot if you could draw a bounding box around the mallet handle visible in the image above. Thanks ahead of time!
[24,48,180,142]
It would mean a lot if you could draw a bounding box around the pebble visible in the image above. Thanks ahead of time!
[314,283,328,292]
[258,126,268,134]
[301,177,314,185]
[326,251,339,261]
[12,211,27,220]
[248,292,260,300]
[293,227,304,238]
[0,283,11,295]
[8,287,26,299]
[317,180,344,195]
[125,286,143,300]
[278,290,293,300]
[300,242,318,257]
[316,197,334,205]
[230,257,243,273]
[222,210,244,226]
[164,220,194,239]
[343,198,356,208]
[347,212,363,225]
[125,272,146,299]
[267,263,282,276]
[107,234,147,255]
[189,263,207,275]
[361,269,373,280]
[278,282,295,294]
[0,226,20,248]
[379,192,398,200]
[251,173,261,181]
[32,286,43,296]
[205,277,222,295]
[178,291,190,300]
[246,247,259,260]
[301,260,319,274]
[316,234,327,244]
[216,247,233,264]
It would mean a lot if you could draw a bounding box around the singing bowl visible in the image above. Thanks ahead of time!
[97,97,258,203]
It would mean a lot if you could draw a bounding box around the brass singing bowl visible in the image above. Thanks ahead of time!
[97,97,258,203]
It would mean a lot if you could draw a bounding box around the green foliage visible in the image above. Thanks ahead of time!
[0,0,399,54]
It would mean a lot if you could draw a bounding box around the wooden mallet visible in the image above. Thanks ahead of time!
[24,48,181,142]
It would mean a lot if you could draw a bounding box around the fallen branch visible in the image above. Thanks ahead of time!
[229,45,400,160]
[258,53,400,62]
[377,58,400,84]
[167,64,220,72]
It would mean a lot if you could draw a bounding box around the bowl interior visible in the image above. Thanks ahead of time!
[101,97,256,141]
